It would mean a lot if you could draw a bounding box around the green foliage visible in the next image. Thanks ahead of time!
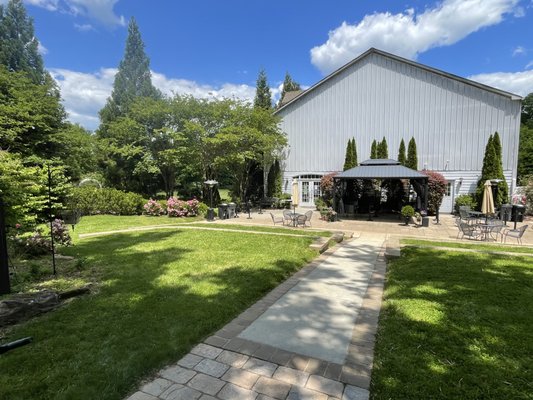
[398,139,406,165]
[53,123,99,182]
[319,173,337,206]
[370,139,377,159]
[518,124,533,180]
[377,136,388,159]
[454,193,478,214]
[476,134,508,206]
[267,159,282,197]
[521,92,533,128]
[0,152,71,228]
[0,66,65,158]
[0,0,45,84]
[423,170,447,215]
[253,68,272,109]
[69,186,145,215]
[277,72,301,108]
[401,205,415,217]
[343,138,358,170]
[99,17,161,126]
[406,137,418,170]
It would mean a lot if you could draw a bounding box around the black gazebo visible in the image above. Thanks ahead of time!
[333,159,429,216]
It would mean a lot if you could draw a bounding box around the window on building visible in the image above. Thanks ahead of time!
[445,182,452,196]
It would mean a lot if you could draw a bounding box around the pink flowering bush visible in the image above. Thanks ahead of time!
[143,199,165,216]
[167,197,200,217]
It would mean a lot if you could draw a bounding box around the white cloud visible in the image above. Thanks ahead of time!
[310,0,520,75]
[513,46,526,56]
[20,0,124,27]
[50,68,279,131]
[526,60,533,69]
[469,70,533,97]
[38,41,48,55]
[74,23,94,32]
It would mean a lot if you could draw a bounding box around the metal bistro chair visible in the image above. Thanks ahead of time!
[457,221,482,240]
[458,206,477,224]
[270,212,284,226]
[296,214,307,228]
[282,209,292,226]
[501,225,528,245]
[304,210,313,227]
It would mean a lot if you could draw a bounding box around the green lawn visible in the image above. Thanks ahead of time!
[371,246,533,399]
[401,238,533,254]
[0,228,316,400]
[73,214,202,235]
[187,222,333,237]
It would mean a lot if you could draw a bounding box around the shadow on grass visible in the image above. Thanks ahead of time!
[0,229,314,400]
[371,247,533,399]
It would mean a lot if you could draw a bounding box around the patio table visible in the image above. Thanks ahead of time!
[288,212,302,227]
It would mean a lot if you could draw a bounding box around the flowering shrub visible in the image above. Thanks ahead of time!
[52,219,72,246]
[423,170,448,215]
[167,197,200,217]
[319,173,338,206]
[320,207,337,222]
[24,229,52,257]
[143,199,165,216]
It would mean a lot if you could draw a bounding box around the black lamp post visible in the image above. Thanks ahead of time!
[0,195,11,295]
[204,180,218,221]
[47,164,56,275]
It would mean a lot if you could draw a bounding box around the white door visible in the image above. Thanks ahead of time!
[439,181,455,214]
[300,180,321,207]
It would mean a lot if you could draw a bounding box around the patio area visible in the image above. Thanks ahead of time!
[211,207,533,246]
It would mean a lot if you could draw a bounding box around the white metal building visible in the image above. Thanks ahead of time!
[275,48,522,213]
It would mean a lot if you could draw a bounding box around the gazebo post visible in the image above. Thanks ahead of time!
[424,177,429,212]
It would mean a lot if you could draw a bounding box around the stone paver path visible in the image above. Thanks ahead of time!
[126,233,387,400]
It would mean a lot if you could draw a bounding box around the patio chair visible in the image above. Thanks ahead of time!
[458,206,477,224]
[501,225,528,245]
[488,220,505,241]
[296,214,307,228]
[270,212,284,226]
[457,221,482,240]
[304,210,313,227]
[282,209,292,226]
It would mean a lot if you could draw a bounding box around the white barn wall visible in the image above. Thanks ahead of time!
[277,51,521,212]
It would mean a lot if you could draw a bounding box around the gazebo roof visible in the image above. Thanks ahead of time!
[335,159,427,180]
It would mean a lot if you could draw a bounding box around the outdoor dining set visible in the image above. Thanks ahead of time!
[456,206,528,244]
[270,209,313,228]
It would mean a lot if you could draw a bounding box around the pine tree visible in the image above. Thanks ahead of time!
[343,139,352,170]
[254,68,272,109]
[0,0,45,83]
[377,137,388,159]
[492,132,509,204]
[351,138,358,166]
[277,72,301,107]
[406,137,418,169]
[370,140,377,159]
[398,139,406,165]
[99,17,160,125]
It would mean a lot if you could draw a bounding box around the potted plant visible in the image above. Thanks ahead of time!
[401,205,415,225]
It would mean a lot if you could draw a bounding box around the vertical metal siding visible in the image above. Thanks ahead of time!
[278,53,520,183]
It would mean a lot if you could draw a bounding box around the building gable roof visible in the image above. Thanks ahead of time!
[275,48,522,114]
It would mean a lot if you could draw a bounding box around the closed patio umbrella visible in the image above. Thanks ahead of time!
[291,179,299,212]
[481,180,495,220]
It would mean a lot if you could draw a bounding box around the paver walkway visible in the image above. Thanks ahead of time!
[126,233,387,400]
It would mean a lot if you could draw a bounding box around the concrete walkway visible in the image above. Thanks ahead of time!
[126,233,387,400]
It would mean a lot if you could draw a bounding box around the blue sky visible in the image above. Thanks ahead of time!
[6,0,533,130]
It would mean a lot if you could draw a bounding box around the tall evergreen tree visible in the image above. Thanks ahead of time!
[406,137,418,169]
[0,0,45,83]
[377,137,388,159]
[351,138,358,166]
[398,139,406,165]
[478,132,508,205]
[99,17,160,125]
[370,140,377,159]
[254,68,272,109]
[277,72,301,108]
[343,139,353,170]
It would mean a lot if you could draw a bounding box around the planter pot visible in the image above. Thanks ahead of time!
[403,216,410,225]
